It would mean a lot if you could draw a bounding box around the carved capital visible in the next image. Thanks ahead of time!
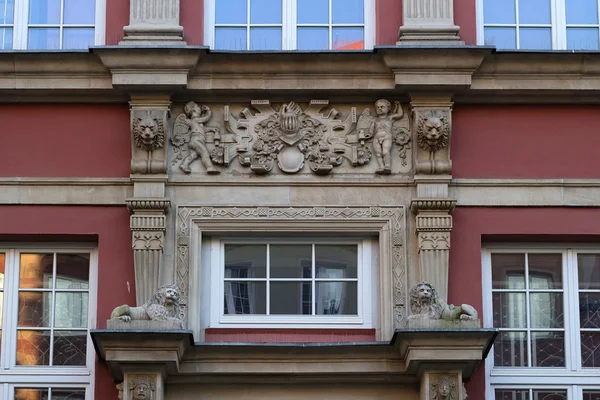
[398,0,464,45]
[130,98,170,175]
[126,198,171,215]
[411,198,456,213]
[412,99,453,176]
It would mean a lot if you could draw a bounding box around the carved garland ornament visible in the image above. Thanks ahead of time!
[170,100,411,175]
[175,206,407,326]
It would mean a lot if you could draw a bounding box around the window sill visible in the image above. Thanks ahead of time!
[204,328,377,343]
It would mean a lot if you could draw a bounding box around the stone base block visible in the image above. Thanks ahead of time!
[120,25,186,45]
[397,26,464,45]
[107,319,182,330]
[406,319,481,329]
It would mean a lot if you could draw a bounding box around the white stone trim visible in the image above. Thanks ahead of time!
[176,205,406,341]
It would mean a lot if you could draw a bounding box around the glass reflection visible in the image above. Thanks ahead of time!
[578,254,600,289]
[518,0,550,24]
[63,0,95,24]
[297,0,327,24]
[484,27,516,49]
[331,27,363,50]
[16,330,51,366]
[332,0,363,24]
[20,254,53,289]
[484,0,515,24]
[28,28,60,50]
[250,0,281,24]
[215,0,246,24]
[297,27,328,50]
[249,27,281,50]
[29,0,60,24]
[0,0,14,24]
[14,388,49,400]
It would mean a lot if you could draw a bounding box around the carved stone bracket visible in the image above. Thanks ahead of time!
[411,199,456,302]
[120,0,185,45]
[412,98,453,176]
[398,0,464,45]
[130,98,170,175]
[126,198,170,306]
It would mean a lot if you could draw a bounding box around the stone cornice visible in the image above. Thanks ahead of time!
[0,47,600,102]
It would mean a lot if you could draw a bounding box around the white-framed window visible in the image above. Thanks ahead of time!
[204,0,375,50]
[0,0,105,50]
[482,247,600,400]
[0,246,97,400]
[204,237,374,328]
[477,0,600,50]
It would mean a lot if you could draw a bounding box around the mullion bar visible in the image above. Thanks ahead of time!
[49,253,57,366]
[266,243,270,316]
[311,244,315,316]
[246,0,250,50]
[525,253,532,367]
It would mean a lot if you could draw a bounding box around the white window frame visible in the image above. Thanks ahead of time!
[476,0,600,50]
[6,0,105,50]
[482,245,600,400]
[206,237,373,329]
[0,245,97,400]
[204,0,375,50]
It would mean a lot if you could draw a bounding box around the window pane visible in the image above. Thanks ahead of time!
[60,27,94,49]
[297,0,328,24]
[531,331,565,367]
[332,27,363,50]
[578,254,600,289]
[270,244,311,278]
[332,0,363,24]
[249,27,281,50]
[250,0,281,24]
[495,390,530,400]
[0,0,14,24]
[530,293,563,328]
[270,282,307,314]
[56,253,89,288]
[484,0,515,24]
[315,245,357,278]
[583,391,600,400]
[53,331,86,365]
[528,254,562,289]
[532,390,567,400]
[64,0,95,24]
[54,292,88,328]
[580,293,600,328]
[492,253,525,289]
[519,28,552,50]
[493,292,526,328]
[581,331,600,367]
[15,389,49,400]
[16,330,51,366]
[316,281,357,315]
[215,27,247,50]
[18,292,51,327]
[224,244,266,278]
[494,331,528,367]
[20,253,53,288]
[0,27,12,49]
[52,389,86,400]
[519,0,550,24]
[216,0,246,24]
[297,27,328,50]
[28,28,60,49]
[567,0,598,24]
[0,253,4,288]
[484,27,517,49]
[29,0,60,24]
[224,282,266,314]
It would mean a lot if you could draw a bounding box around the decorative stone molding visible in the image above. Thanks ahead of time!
[412,99,453,176]
[176,205,406,338]
[130,98,170,175]
[411,198,456,302]
[126,197,170,306]
[397,0,464,45]
[120,0,185,45]
[169,100,411,176]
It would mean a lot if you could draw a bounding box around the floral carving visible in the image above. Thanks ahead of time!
[132,110,165,152]
[132,232,164,251]
[417,110,450,153]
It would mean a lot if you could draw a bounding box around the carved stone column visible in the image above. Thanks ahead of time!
[120,371,165,400]
[398,0,464,45]
[420,370,466,400]
[120,0,185,45]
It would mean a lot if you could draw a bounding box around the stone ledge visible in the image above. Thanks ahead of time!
[406,319,481,329]
[107,319,182,330]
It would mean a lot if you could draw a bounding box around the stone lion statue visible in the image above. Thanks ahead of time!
[133,111,165,152]
[407,281,478,321]
[110,284,183,328]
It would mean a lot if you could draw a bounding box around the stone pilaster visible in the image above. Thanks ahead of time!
[420,370,465,400]
[120,0,185,45]
[398,0,464,45]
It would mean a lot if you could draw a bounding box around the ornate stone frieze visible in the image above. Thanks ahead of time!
[412,100,453,176]
[169,100,411,176]
[130,100,170,175]
[175,205,407,332]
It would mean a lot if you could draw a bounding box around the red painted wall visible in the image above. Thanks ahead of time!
[452,105,600,179]
[450,207,600,398]
[181,0,204,45]
[454,0,476,45]
[105,0,128,45]
[0,105,130,178]
[0,205,134,400]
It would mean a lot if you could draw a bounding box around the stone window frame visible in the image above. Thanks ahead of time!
[4,0,106,50]
[0,245,98,400]
[203,0,376,51]
[482,246,600,400]
[476,0,600,50]
[175,205,406,341]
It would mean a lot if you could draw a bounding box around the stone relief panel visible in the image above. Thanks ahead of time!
[169,100,411,176]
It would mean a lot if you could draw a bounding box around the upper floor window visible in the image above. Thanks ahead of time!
[204,0,374,50]
[0,0,105,50]
[483,248,600,400]
[0,247,97,400]
[479,0,600,50]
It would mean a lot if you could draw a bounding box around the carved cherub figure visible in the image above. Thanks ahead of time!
[432,376,456,400]
[368,99,403,174]
[173,102,220,174]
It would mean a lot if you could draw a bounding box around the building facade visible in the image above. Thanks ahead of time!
[0,0,599,399]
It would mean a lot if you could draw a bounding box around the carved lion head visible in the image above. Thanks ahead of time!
[409,281,443,317]
[417,110,450,153]
[133,112,164,152]
[152,284,181,310]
